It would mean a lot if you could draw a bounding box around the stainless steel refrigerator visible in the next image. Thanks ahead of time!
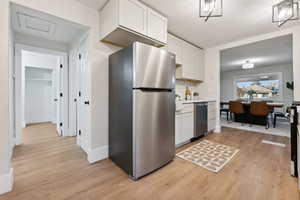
[109,42,176,180]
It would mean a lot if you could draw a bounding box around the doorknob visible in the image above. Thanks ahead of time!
[54,98,58,102]
[84,101,90,105]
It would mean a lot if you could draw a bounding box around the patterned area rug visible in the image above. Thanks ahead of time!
[176,140,239,173]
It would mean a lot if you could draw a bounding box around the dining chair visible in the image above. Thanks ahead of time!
[229,101,245,125]
[250,101,270,129]
[220,103,230,121]
[273,107,290,128]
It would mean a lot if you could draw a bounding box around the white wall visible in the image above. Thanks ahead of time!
[25,68,54,124]
[0,0,12,194]
[176,80,200,100]
[220,64,294,107]
[22,51,59,69]
[15,32,68,52]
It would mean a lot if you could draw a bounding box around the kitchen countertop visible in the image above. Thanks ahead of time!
[177,100,216,104]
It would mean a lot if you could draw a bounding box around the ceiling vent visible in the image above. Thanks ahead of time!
[17,12,56,37]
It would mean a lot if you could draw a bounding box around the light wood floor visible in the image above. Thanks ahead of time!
[1,124,299,200]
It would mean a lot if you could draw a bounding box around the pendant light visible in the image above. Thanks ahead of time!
[272,0,299,27]
[199,0,223,21]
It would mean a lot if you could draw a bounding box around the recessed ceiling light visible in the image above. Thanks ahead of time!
[260,76,269,79]
[242,60,255,69]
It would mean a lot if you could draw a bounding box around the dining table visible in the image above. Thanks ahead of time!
[221,101,285,125]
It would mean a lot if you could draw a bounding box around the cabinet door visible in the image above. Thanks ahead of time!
[118,0,147,35]
[167,34,182,65]
[175,114,182,146]
[182,112,194,142]
[181,42,194,79]
[147,9,167,44]
[194,49,204,81]
[208,102,216,131]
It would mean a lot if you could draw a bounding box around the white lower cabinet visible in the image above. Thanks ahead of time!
[175,109,194,146]
[208,102,216,132]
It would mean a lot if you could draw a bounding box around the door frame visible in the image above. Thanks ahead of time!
[14,44,69,145]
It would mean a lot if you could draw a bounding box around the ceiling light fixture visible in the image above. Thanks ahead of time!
[242,60,255,70]
[199,0,223,22]
[272,0,299,27]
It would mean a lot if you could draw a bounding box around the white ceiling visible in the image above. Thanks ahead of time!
[11,4,89,44]
[220,35,293,72]
[75,0,300,48]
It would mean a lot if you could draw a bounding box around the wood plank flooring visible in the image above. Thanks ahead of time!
[0,124,299,200]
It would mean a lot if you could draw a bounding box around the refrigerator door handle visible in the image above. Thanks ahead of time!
[135,88,173,92]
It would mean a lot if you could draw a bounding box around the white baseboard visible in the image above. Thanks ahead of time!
[214,124,221,133]
[0,168,14,195]
[87,146,108,164]
[14,137,21,146]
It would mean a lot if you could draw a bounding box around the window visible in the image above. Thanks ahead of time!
[235,73,282,100]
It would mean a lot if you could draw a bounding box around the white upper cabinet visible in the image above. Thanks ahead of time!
[147,9,168,43]
[195,49,205,81]
[173,37,204,82]
[181,41,195,79]
[167,34,182,65]
[100,0,168,47]
[119,0,147,35]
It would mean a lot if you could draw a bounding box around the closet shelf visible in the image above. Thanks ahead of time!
[27,79,52,82]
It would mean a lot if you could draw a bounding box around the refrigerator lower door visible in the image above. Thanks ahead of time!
[133,89,175,179]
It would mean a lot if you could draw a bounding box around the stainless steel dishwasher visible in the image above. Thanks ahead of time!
[194,103,208,139]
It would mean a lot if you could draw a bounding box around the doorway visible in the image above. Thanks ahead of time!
[219,34,294,137]
[10,3,91,155]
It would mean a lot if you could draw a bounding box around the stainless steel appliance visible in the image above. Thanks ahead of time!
[194,103,208,139]
[290,104,299,181]
[109,42,176,180]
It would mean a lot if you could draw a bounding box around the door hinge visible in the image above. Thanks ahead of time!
[60,64,63,69]
[60,93,63,97]
[79,91,81,97]
[60,122,63,127]
[79,54,82,60]
[78,130,81,136]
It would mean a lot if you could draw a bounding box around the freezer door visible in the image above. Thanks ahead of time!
[133,89,175,179]
[133,42,175,89]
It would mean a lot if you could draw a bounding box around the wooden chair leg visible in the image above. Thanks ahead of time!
[226,111,229,121]
[266,115,269,129]
[249,115,253,127]
[273,114,277,128]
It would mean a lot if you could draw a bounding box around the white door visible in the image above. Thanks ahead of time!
[119,0,147,35]
[147,9,167,43]
[77,39,90,153]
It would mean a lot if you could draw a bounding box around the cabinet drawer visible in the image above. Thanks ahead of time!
[182,104,194,113]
